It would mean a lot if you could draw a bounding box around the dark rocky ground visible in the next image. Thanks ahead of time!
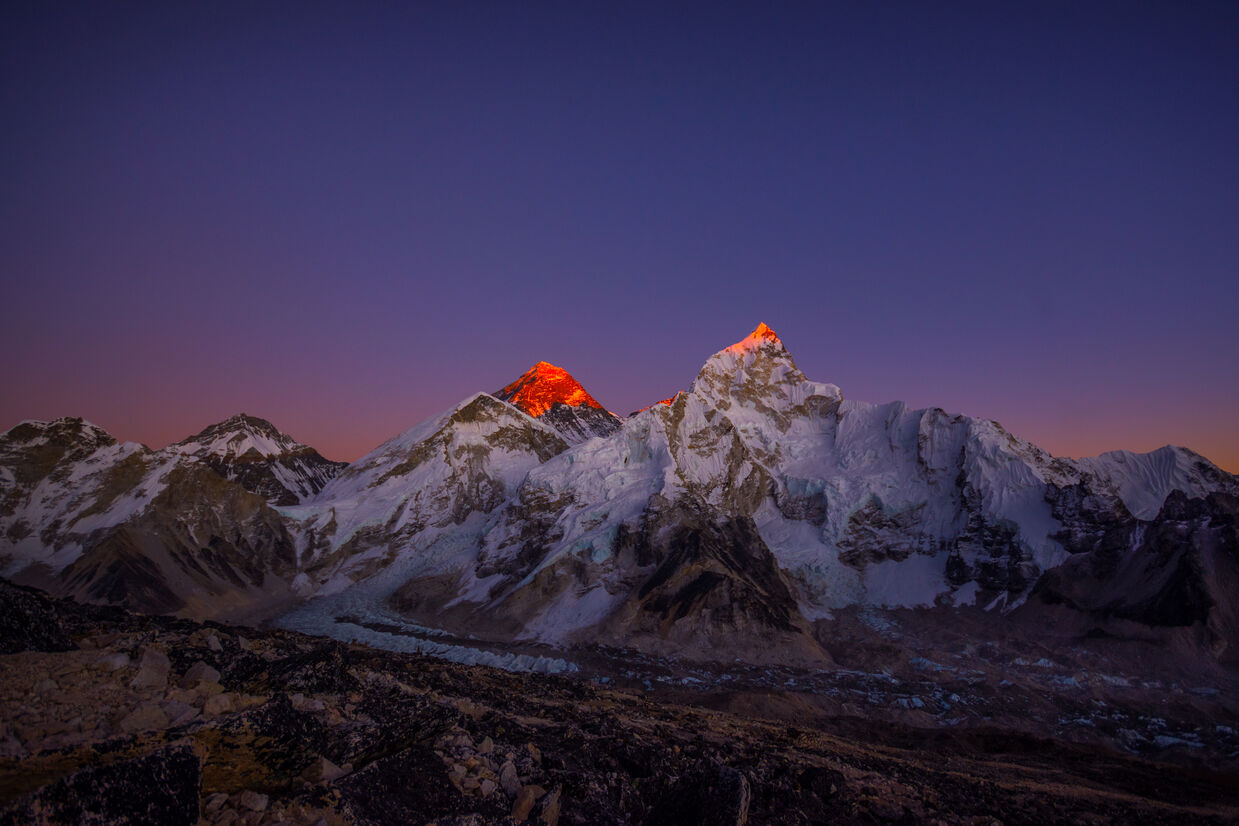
[1,581,1237,826]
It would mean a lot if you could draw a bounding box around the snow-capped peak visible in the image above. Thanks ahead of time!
[702,323,797,374]
[1,418,120,460]
[166,413,345,505]
[691,323,824,410]
[724,322,783,354]
[496,361,608,418]
[172,413,304,460]
[4,416,116,443]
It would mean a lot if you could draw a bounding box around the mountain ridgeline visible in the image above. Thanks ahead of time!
[2,325,1237,666]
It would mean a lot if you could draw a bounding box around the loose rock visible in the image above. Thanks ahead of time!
[499,760,520,797]
[203,692,235,716]
[97,652,130,671]
[538,786,561,826]
[302,755,348,784]
[116,701,170,733]
[180,660,221,688]
[129,647,171,690]
[512,785,546,821]
[238,789,269,812]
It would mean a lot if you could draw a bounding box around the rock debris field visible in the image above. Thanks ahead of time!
[1,582,1236,825]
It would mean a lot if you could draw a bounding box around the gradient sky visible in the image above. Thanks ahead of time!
[2,2,1237,470]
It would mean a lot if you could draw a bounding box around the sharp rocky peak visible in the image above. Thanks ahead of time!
[496,361,607,418]
[693,322,808,396]
[725,322,783,354]
[215,413,282,433]
[175,413,302,458]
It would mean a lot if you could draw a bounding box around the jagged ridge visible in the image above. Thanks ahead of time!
[170,413,346,506]
[3,325,1238,669]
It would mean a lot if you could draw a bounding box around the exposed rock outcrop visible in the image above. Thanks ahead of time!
[169,414,346,506]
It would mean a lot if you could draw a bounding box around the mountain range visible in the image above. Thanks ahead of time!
[3,324,1237,670]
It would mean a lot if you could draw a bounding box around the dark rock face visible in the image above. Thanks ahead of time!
[197,447,344,507]
[651,763,751,826]
[174,414,346,506]
[538,402,623,444]
[836,499,930,568]
[1035,492,1239,660]
[0,580,75,654]
[772,483,828,526]
[0,743,201,826]
[57,464,299,619]
[1047,481,1138,557]
[634,509,803,637]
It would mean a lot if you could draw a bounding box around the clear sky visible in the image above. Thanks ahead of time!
[2,2,1236,470]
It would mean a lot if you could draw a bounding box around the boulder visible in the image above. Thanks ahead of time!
[238,789,269,812]
[129,647,171,690]
[512,785,546,821]
[301,755,349,784]
[116,701,171,734]
[499,760,520,797]
[203,693,235,717]
[0,581,75,654]
[97,652,130,671]
[179,660,221,688]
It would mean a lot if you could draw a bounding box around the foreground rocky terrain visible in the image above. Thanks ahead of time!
[2,580,1237,826]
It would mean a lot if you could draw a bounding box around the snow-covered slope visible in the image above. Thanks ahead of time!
[0,417,306,620]
[0,418,177,575]
[169,414,345,505]
[495,362,622,444]
[4,325,1236,663]
[1078,446,1236,520]
[284,393,570,592]
[358,324,1237,661]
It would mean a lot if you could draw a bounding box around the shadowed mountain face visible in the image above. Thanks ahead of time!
[1034,490,1239,662]
[2,325,1239,675]
[0,416,317,622]
[170,414,346,506]
[58,463,299,619]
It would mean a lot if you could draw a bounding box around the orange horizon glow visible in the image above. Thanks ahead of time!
[18,397,1236,476]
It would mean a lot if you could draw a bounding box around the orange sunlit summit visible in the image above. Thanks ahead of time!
[495,362,607,418]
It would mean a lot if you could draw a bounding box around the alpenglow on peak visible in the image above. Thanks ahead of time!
[723,322,782,354]
[495,361,607,418]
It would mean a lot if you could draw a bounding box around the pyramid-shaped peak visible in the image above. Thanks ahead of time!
[724,322,783,354]
[190,413,288,441]
[692,321,810,401]
[218,413,280,432]
[751,322,779,341]
[175,413,302,458]
[496,362,605,418]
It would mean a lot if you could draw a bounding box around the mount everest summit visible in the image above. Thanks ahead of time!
[495,360,623,444]
[2,324,1237,667]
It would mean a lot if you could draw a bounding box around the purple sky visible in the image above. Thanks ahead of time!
[2,2,1237,470]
